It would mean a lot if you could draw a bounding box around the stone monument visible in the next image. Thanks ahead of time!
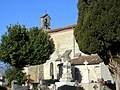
[81,60,90,83]
[55,50,75,89]
[60,50,73,82]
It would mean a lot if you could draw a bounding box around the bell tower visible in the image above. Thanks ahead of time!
[40,14,51,29]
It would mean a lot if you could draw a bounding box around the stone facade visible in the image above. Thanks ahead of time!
[46,24,81,59]
[43,24,84,80]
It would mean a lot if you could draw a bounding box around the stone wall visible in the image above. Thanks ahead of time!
[45,24,87,59]
[23,64,44,83]
[49,27,81,59]
[74,64,101,83]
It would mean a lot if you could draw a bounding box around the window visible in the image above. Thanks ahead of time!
[50,62,54,78]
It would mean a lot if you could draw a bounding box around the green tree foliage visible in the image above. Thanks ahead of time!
[0,24,54,68]
[5,67,27,85]
[74,0,120,64]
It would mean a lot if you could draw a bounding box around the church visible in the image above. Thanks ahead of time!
[23,14,114,90]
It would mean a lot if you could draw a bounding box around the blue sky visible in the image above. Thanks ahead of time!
[0,0,78,39]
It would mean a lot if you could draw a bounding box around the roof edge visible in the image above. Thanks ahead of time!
[45,24,76,33]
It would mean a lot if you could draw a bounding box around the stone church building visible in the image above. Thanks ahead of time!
[23,14,115,90]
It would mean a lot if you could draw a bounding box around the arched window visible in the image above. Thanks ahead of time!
[75,68,80,82]
[50,62,54,79]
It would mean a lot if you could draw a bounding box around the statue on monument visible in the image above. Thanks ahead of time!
[61,50,71,62]
[60,50,73,82]
[55,50,75,89]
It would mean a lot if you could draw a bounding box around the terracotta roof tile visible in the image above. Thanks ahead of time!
[71,55,102,65]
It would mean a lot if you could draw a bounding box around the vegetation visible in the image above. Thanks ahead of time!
[0,24,54,85]
[0,24,54,69]
[74,0,120,64]
[5,67,27,85]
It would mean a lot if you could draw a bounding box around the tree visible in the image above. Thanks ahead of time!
[5,66,27,85]
[74,0,120,64]
[0,24,54,69]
